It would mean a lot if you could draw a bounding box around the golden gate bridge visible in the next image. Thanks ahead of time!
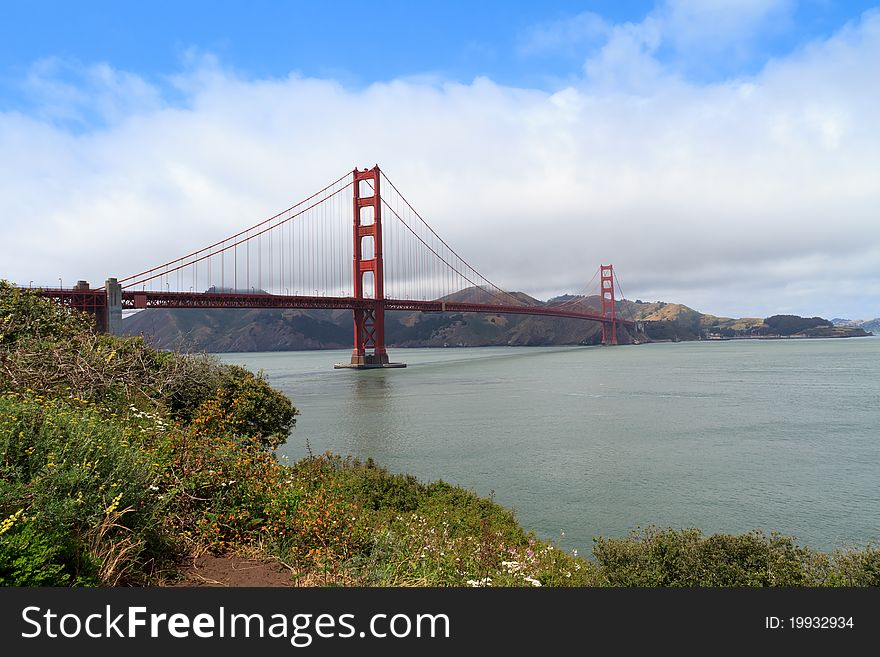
[29,165,639,368]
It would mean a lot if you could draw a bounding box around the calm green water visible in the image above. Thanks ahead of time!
[218,337,880,554]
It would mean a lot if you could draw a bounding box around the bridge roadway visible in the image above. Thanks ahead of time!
[117,290,636,326]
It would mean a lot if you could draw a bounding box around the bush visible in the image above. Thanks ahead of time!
[211,365,298,449]
[592,527,825,587]
[0,393,169,585]
[828,546,880,586]
[311,456,428,514]
[0,515,71,586]
[0,281,91,347]
[0,284,297,448]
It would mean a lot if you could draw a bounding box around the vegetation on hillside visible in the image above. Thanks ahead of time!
[763,314,832,335]
[643,306,868,341]
[1,281,877,586]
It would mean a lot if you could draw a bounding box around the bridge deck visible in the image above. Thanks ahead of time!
[115,290,635,326]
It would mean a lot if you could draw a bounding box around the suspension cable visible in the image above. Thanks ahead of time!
[379,171,525,306]
[123,180,353,289]
[380,199,520,307]
[116,170,352,286]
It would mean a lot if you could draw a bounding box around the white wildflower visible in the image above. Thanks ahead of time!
[466,577,492,587]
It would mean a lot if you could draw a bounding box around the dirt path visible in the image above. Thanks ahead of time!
[170,555,297,587]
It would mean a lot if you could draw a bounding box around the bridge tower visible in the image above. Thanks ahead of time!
[343,165,405,368]
[600,264,618,345]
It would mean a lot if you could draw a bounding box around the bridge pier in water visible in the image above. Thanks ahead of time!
[334,165,406,369]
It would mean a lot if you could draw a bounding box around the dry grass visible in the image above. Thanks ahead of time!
[86,507,145,586]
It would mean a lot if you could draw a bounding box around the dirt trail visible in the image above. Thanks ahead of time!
[171,555,296,587]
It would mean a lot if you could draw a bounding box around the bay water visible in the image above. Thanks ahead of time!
[218,337,880,555]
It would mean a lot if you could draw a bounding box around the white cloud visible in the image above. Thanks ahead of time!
[1,9,879,320]
[519,11,609,56]
[22,58,164,125]
[532,0,797,85]
[658,0,795,56]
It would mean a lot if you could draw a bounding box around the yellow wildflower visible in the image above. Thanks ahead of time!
[0,510,24,535]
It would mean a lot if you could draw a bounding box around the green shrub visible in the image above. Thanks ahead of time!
[212,365,298,449]
[0,281,91,347]
[310,456,428,513]
[0,285,297,445]
[828,546,880,586]
[0,515,71,586]
[420,481,526,545]
[0,394,168,585]
[592,527,826,587]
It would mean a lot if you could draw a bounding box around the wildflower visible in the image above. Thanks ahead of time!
[466,577,492,587]
[523,576,542,587]
[104,493,123,515]
[0,510,24,535]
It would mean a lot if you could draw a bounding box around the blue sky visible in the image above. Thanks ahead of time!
[2,1,879,319]
[2,1,875,96]
[1,2,655,92]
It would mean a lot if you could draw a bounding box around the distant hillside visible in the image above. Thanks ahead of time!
[123,288,640,351]
[122,288,871,352]
[123,308,352,352]
[650,309,871,340]
[832,317,880,333]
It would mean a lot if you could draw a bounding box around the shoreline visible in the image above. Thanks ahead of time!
[664,333,875,343]
[204,333,877,354]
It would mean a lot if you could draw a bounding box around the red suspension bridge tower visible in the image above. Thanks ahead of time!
[340,165,404,368]
[600,264,617,345]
